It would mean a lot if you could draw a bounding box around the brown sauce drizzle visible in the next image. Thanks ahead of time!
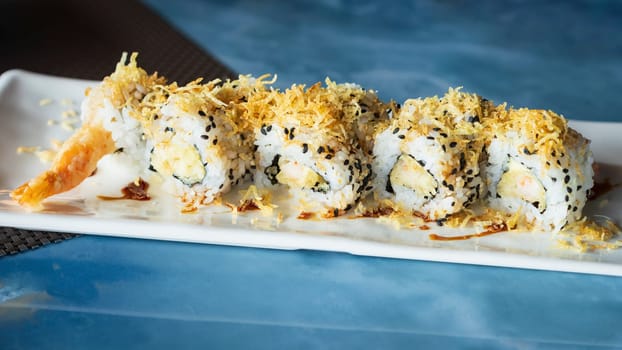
[588,180,620,200]
[297,211,314,220]
[97,178,151,201]
[413,211,434,222]
[237,200,260,212]
[429,222,508,241]
[359,207,395,218]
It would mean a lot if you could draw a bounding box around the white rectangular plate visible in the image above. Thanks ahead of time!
[1,69,621,276]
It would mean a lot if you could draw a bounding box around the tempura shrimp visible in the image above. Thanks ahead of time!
[11,123,115,209]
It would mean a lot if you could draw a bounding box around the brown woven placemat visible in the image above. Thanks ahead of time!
[0,0,237,255]
[0,227,77,257]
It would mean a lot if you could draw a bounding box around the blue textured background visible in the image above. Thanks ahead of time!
[2,1,622,349]
[145,0,622,121]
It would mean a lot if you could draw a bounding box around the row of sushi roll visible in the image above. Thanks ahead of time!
[12,53,595,233]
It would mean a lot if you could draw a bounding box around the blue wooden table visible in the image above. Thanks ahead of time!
[2,1,622,348]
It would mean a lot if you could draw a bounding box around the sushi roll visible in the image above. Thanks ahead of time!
[483,108,594,232]
[243,82,375,217]
[144,76,270,209]
[12,52,165,208]
[372,88,491,220]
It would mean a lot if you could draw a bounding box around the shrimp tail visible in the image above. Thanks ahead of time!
[11,124,115,209]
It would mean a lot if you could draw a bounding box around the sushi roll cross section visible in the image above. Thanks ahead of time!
[372,88,492,221]
[483,108,594,232]
[242,81,389,217]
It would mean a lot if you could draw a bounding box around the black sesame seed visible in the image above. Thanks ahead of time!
[266,125,272,132]
[563,168,569,174]
[564,175,570,184]
[466,169,473,175]
[447,184,455,191]
[398,135,405,139]
[426,136,435,140]
[573,206,578,212]
[344,159,350,165]
[284,128,289,135]
[201,135,209,140]
[209,116,214,122]
[566,186,572,193]
[459,153,466,171]
[213,139,218,145]
[442,145,446,152]
[205,125,211,132]
[393,127,399,134]
[198,110,206,117]
[164,126,174,132]
[440,133,448,138]
[565,195,569,201]
[551,177,557,182]
[449,141,457,148]
[325,154,333,160]
[317,146,325,153]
